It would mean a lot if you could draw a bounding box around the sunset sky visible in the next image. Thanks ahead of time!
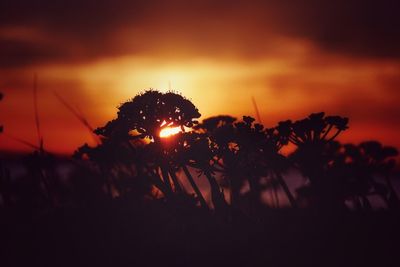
[0,0,399,154]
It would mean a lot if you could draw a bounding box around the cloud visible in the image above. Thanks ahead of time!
[0,0,399,68]
[0,38,67,67]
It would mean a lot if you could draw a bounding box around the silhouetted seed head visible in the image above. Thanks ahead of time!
[276,120,292,138]
[234,121,246,131]
[344,144,361,160]
[254,123,264,132]
[360,141,383,159]
[382,146,399,158]
[73,143,91,159]
[265,128,275,136]
[214,126,235,148]
[308,112,326,133]
[292,119,311,138]
[359,141,398,163]
[94,119,130,139]
[196,115,236,132]
[309,112,325,120]
[103,90,201,141]
[243,116,255,126]
[326,116,349,131]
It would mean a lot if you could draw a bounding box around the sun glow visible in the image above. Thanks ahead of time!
[159,126,182,138]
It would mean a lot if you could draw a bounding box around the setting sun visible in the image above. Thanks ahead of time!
[159,126,182,138]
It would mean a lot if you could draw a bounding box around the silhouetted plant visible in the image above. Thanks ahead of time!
[194,116,240,207]
[8,88,394,216]
[182,132,228,212]
[342,141,400,209]
[0,92,63,209]
[232,116,265,207]
[195,115,297,213]
[158,132,209,208]
[77,90,204,206]
[232,116,297,209]
[3,84,400,267]
[5,149,60,210]
[74,138,155,199]
[263,124,297,207]
[286,112,350,210]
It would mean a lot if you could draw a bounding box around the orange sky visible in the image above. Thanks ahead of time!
[0,1,399,154]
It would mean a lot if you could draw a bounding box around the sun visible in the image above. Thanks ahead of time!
[159,126,182,138]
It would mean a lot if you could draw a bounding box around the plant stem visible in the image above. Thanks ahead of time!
[182,165,208,209]
[275,173,297,208]
[168,169,183,193]
[204,172,227,211]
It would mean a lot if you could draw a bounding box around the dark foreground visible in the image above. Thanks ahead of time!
[1,200,399,267]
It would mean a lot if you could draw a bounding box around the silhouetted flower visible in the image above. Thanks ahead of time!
[115,90,201,141]
[326,116,349,131]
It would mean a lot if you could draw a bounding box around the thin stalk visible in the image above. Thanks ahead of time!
[33,73,44,151]
[204,172,227,211]
[54,91,101,145]
[275,173,297,208]
[182,165,208,209]
[321,124,333,140]
[168,169,183,193]
[327,129,342,142]
[160,165,173,192]
[147,168,173,198]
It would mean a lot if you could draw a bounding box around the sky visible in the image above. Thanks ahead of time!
[0,0,399,154]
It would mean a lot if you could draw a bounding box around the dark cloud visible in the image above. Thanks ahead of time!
[0,0,399,67]
[284,1,400,58]
[0,38,68,67]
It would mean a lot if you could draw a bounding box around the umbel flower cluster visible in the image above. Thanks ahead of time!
[73,90,399,213]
